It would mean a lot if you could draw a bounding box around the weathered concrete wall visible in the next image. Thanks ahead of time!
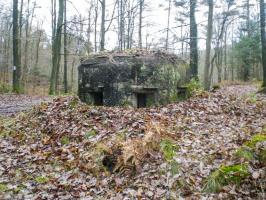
[78,52,185,107]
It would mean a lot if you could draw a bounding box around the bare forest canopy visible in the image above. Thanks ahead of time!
[0,0,266,94]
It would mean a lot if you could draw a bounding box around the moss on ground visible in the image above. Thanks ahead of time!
[244,134,266,148]
[0,183,8,193]
[35,176,49,184]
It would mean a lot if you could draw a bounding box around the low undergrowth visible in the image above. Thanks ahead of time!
[0,83,11,94]
[203,164,249,193]
[203,133,266,193]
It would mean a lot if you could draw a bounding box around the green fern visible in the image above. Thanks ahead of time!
[160,139,178,161]
[235,147,255,161]
[203,164,249,193]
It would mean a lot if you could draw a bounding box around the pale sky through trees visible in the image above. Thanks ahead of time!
[0,0,260,52]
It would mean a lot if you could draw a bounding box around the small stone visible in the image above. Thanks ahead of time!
[137,188,143,196]
[146,191,153,197]
[252,171,260,179]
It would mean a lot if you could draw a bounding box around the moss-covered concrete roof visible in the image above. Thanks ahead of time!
[80,49,185,66]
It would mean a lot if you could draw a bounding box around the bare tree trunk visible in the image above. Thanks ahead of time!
[126,0,135,49]
[189,0,198,79]
[0,21,4,83]
[52,0,57,41]
[247,0,251,37]
[33,27,42,93]
[18,0,23,69]
[86,2,93,54]
[209,1,232,85]
[203,0,213,90]
[118,0,125,50]
[217,47,223,83]
[6,24,12,84]
[99,0,105,51]
[260,0,266,87]
[71,58,76,92]
[63,0,68,93]
[127,3,131,49]
[165,0,171,50]
[22,0,32,90]
[3,25,10,83]
[49,0,64,95]
[181,24,184,56]
[224,29,228,80]
[138,0,144,48]
[94,0,98,52]
[13,0,22,93]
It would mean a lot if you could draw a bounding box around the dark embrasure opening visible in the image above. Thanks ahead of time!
[137,93,147,108]
[90,92,103,106]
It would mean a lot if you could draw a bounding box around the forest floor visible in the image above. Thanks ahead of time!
[0,84,265,199]
[0,94,51,117]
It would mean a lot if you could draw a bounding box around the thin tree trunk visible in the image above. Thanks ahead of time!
[181,24,184,56]
[100,0,106,51]
[94,0,98,52]
[165,0,171,50]
[224,29,228,80]
[18,0,23,68]
[247,0,251,37]
[203,0,213,90]
[189,0,198,79]
[71,58,76,92]
[260,0,266,87]
[63,0,68,93]
[87,3,93,54]
[118,0,125,50]
[6,24,12,84]
[33,28,42,93]
[13,0,22,93]
[138,0,143,48]
[22,0,31,90]
[49,0,64,95]
[217,41,223,83]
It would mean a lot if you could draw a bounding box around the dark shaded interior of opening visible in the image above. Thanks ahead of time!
[137,93,147,108]
[91,92,103,106]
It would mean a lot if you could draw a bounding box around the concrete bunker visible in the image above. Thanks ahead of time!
[78,50,186,108]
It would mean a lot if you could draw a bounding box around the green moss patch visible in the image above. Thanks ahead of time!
[60,136,70,145]
[35,176,49,184]
[84,129,97,140]
[0,183,8,193]
[244,134,266,148]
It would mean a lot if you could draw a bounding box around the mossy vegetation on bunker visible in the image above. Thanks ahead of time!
[78,50,187,108]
